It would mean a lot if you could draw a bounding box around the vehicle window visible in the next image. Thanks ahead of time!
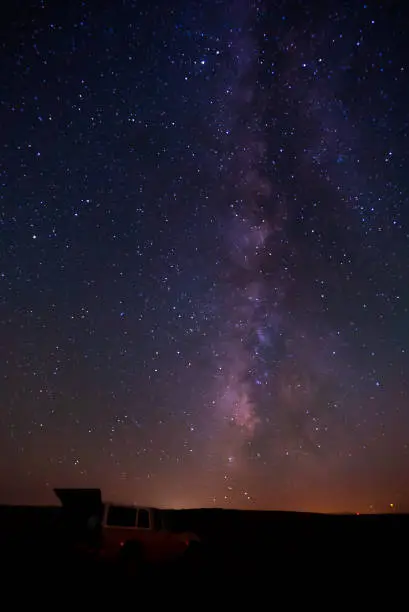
[137,508,150,529]
[106,506,137,527]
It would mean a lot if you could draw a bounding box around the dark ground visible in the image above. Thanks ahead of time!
[1,505,406,599]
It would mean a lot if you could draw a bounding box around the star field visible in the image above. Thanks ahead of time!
[1,0,409,512]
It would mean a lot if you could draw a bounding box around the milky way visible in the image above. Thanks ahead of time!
[207,5,347,488]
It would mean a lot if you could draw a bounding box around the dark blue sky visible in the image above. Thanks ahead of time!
[1,0,409,512]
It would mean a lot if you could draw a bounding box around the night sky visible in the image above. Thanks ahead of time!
[1,0,409,512]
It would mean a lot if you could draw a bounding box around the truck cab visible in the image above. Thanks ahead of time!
[54,488,198,565]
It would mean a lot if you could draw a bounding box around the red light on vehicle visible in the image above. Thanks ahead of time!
[120,541,124,547]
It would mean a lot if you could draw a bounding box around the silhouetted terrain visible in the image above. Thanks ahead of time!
[1,504,406,596]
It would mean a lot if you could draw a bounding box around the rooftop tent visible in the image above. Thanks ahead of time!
[54,489,103,545]
[54,488,103,528]
[54,488,102,512]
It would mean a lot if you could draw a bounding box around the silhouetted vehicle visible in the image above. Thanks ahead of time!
[54,488,199,568]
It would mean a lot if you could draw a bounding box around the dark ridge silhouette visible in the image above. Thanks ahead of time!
[1,501,408,596]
